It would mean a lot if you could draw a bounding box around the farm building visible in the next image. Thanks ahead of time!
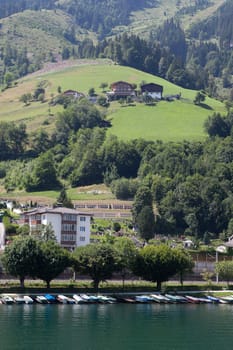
[107,81,136,100]
[141,83,163,100]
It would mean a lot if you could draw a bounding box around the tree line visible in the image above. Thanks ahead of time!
[1,235,193,291]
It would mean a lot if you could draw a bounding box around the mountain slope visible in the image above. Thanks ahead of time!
[0,60,225,141]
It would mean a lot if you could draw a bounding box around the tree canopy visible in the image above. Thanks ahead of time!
[73,243,119,291]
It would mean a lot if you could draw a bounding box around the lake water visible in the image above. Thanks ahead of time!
[1,303,233,350]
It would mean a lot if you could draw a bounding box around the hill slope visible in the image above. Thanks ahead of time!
[0,60,225,141]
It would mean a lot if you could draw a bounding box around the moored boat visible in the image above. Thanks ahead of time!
[150,294,170,303]
[80,294,99,303]
[135,295,154,303]
[185,295,201,303]
[219,296,233,304]
[73,294,88,304]
[1,295,15,305]
[35,295,49,304]
[57,295,69,304]
[165,294,187,303]
[44,294,57,303]
[24,296,34,304]
[14,296,25,304]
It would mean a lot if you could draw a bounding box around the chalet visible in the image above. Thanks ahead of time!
[107,81,136,100]
[20,207,92,250]
[141,83,163,100]
[63,90,85,99]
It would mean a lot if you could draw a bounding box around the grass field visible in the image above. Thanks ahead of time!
[1,184,114,203]
[0,60,226,140]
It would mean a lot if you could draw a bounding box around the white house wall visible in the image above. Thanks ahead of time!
[148,92,162,99]
[42,213,62,244]
[77,215,91,246]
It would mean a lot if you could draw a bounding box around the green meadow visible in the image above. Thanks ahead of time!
[0,60,226,141]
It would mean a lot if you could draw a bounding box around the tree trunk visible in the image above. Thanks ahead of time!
[93,280,99,293]
[20,276,25,289]
[46,280,50,289]
[157,280,162,291]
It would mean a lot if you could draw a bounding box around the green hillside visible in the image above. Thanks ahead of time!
[0,9,95,61]
[0,60,225,141]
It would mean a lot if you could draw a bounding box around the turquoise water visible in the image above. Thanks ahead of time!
[1,303,233,350]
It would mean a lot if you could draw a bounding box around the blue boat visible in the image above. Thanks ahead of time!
[44,294,57,303]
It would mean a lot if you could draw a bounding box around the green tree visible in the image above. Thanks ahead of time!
[133,244,181,290]
[99,82,108,92]
[19,93,32,105]
[35,224,57,242]
[173,248,194,285]
[56,187,73,208]
[2,236,42,288]
[215,261,233,287]
[88,87,95,96]
[73,243,119,291]
[194,91,206,105]
[136,205,155,241]
[25,151,60,191]
[132,185,153,224]
[97,96,109,107]
[36,241,71,288]
[30,129,51,155]
[4,72,14,87]
[114,237,138,288]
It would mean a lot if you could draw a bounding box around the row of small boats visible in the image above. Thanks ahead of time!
[1,293,233,305]
[0,293,118,305]
[133,294,233,304]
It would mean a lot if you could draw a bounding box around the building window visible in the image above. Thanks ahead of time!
[80,226,86,232]
[80,216,86,222]
[42,215,46,220]
[80,236,86,242]
[63,214,76,221]
[62,234,76,242]
[62,223,76,231]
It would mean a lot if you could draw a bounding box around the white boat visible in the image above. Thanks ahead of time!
[135,295,154,303]
[35,295,48,304]
[23,296,34,304]
[97,295,117,303]
[1,295,15,304]
[150,294,170,303]
[73,294,88,304]
[185,295,201,303]
[219,296,233,304]
[57,294,69,304]
[66,297,75,304]
[165,294,187,303]
[14,296,25,304]
[80,294,99,303]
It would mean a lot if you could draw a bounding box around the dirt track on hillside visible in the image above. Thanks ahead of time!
[27,59,113,77]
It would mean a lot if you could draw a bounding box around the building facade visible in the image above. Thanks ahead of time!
[20,207,92,250]
[107,81,136,100]
[141,83,163,100]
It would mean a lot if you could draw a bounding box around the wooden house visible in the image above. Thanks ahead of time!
[107,81,136,100]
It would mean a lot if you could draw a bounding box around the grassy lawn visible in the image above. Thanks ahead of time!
[1,184,114,203]
[0,60,226,140]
